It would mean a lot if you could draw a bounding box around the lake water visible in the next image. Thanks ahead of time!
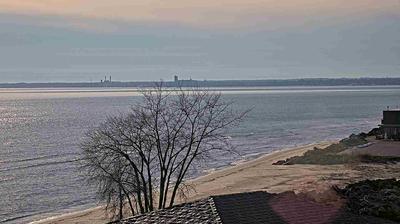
[1,86,399,223]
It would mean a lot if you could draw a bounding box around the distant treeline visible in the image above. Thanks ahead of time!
[1,78,400,88]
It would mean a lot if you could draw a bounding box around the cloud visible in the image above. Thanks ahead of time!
[0,0,399,30]
[0,1,399,82]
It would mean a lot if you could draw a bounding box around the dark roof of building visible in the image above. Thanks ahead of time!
[119,191,396,224]
[119,197,220,224]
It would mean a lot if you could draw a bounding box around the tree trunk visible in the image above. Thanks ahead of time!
[119,186,123,220]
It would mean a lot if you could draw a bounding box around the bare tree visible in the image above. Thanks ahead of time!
[81,85,247,220]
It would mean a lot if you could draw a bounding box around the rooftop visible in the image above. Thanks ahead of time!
[118,191,395,224]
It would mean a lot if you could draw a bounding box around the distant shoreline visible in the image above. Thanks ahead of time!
[2,77,400,88]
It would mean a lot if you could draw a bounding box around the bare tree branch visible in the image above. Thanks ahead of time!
[80,83,248,220]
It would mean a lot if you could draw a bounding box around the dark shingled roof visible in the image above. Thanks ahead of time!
[120,191,396,224]
[119,198,221,224]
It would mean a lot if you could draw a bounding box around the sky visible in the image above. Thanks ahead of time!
[0,0,399,83]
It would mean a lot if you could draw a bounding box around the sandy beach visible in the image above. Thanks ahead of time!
[31,141,400,224]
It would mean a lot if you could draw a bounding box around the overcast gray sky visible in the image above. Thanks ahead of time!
[0,0,399,83]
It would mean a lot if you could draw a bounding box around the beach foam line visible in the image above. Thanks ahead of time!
[188,141,334,183]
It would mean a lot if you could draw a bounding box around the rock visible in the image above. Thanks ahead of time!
[367,127,382,137]
[359,132,368,138]
[272,159,290,165]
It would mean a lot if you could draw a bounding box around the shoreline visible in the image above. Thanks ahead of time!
[30,141,336,224]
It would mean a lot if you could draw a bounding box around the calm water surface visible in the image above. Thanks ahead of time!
[1,86,399,223]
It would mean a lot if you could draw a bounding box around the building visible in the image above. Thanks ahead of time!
[379,109,400,140]
[117,191,394,224]
[174,75,179,82]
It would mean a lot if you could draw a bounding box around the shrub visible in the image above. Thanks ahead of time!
[335,179,400,222]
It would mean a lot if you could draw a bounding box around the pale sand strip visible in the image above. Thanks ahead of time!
[32,141,350,224]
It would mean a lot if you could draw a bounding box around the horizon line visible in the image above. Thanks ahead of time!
[1,76,400,85]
